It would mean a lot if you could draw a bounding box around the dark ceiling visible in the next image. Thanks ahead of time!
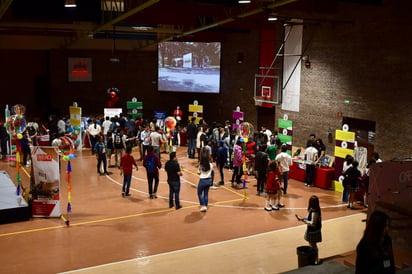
[0,0,382,51]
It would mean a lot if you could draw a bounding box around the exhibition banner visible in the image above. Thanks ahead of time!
[31,147,61,217]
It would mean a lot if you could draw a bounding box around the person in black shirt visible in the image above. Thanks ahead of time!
[186,117,197,158]
[164,152,182,209]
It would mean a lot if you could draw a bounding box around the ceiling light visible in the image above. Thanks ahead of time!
[132,26,154,31]
[238,0,251,4]
[268,15,278,21]
[64,0,76,8]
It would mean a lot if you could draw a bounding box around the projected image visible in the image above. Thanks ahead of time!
[158,41,221,94]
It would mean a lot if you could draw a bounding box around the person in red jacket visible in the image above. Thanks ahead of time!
[264,161,285,211]
[120,146,138,197]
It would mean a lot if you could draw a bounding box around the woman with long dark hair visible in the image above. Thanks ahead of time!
[197,148,214,212]
[296,195,322,263]
[356,210,395,274]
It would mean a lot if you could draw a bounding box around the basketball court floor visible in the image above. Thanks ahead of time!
[0,146,366,274]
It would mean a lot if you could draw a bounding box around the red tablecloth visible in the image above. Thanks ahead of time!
[289,160,334,189]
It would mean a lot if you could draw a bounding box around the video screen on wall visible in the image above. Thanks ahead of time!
[158,41,221,94]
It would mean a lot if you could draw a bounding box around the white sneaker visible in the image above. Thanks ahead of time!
[200,206,207,212]
[210,185,218,190]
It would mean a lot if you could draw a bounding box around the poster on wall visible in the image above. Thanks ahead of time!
[30,147,61,217]
[68,57,92,82]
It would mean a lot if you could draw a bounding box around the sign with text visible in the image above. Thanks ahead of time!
[68,57,92,82]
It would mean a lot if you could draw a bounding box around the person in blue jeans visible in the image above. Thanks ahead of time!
[186,117,197,158]
[197,148,213,212]
[164,152,182,210]
[120,146,138,197]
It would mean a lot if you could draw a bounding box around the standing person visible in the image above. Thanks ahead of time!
[343,160,361,209]
[255,144,268,196]
[94,135,109,175]
[164,152,182,210]
[119,146,138,197]
[295,195,322,264]
[304,141,318,187]
[113,127,125,167]
[106,131,114,168]
[140,125,151,159]
[57,116,66,137]
[342,155,354,202]
[355,210,395,274]
[315,138,326,165]
[266,138,278,162]
[143,145,162,199]
[306,133,316,148]
[186,117,197,159]
[275,144,293,194]
[87,119,101,152]
[231,138,244,189]
[197,149,214,212]
[102,116,112,143]
[264,161,282,211]
[149,126,164,159]
[216,140,228,185]
[173,105,183,127]
[20,129,32,167]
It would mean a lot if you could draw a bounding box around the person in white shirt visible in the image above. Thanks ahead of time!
[57,116,66,137]
[260,126,272,146]
[275,144,293,194]
[149,126,164,158]
[304,141,318,187]
[87,119,101,152]
[102,116,112,143]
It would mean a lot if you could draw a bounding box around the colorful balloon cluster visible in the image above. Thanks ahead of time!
[5,104,26,140]
[240,122,254,139]
[165,116,177,130]
[67,126,81,148]
[52,136,75,161]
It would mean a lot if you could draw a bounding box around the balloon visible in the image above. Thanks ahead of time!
[52,136,75,158]
[6,114,26,136]
[165,116,177,130]
[13,104,26,115]
[68,126,81,148]
[240,122,254,138]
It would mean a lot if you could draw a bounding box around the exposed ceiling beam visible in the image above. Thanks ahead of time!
[91,0,160,35]
[138,0,297,50]
[0,0,13,19]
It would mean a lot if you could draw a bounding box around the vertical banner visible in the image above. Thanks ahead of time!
[278,115,293,154]
[333,126,355,192]
[282,24,302,112]
[232,106,244,131]
[31,147,61,217]
[188,100,203,124]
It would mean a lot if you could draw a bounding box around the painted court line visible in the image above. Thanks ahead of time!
[59,213,365,274]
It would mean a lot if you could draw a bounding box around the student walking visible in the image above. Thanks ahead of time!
[143,145,162,199]
[119,146,138,197]
[94,135,109,175]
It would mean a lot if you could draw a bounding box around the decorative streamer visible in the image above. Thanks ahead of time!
[15,142,21,195]
[67,160,72,213]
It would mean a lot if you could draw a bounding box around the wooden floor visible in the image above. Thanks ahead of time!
[0,146,367,274]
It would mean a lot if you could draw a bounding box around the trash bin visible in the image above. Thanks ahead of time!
[296,246,317,267]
